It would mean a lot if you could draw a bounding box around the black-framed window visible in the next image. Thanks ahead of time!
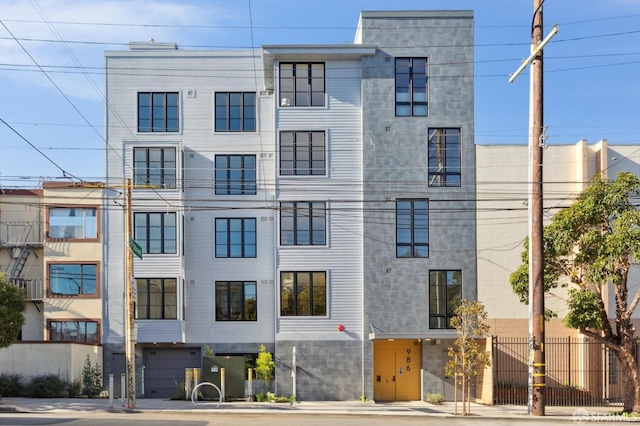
[396,200,428,258]
[134,212,177,254]
[215,281,257,321]
[138,92,179,132]
[133,147,177,189]
[429,270,462,329]
[279,131,325,176]
[215,155,256,195]
[395,58,427,117]
[49,263,97,296]
[428,128,461,187]
[280,202,325,246]
[215,218,256,258]
[215,92,256,132]
[280,63,325,107]
[49,321,99,343]
[48,207,97,239]
[280,271,326,316]
[136,278,177,319]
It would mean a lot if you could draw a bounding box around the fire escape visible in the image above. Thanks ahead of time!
[1,221,44,301]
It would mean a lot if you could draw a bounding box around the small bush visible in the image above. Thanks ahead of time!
[68,379,82,397]
[425,392,445,405]
[265,391,276,402]
[255,392,265,402]
[0,373,23,397]
[26,374,67,398]
[81,356,102,397]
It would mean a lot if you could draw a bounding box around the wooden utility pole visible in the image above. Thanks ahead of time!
[530,0,546,416]
[124,178,136,408]
[529,0,546,416]
[509,0,557,417]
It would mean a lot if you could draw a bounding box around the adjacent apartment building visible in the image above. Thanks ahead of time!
[103,10,475,400]
[0,182,103,383]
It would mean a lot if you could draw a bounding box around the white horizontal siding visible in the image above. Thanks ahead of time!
[275,59,364,341]
[136,320,184,343]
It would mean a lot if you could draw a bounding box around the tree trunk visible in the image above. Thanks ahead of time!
[617,340,640,413]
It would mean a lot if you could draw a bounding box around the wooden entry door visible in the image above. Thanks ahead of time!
[374,351,396,401]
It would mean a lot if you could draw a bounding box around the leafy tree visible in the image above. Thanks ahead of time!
[510,172,640,413]
[445,299,491,416]
[81,355,102,397]
[0,274,27,348]
[255,344,274,393]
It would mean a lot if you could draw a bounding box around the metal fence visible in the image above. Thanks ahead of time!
[492,336,639,406]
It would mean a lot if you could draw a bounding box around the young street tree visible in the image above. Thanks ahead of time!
[0,274,27,348]
[445,299,491,416]
[510,172,640,413]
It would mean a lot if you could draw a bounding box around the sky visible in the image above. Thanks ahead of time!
[0,0,639,188]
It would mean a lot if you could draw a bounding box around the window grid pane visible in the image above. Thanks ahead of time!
[215,218,257,258]
[48,263,97,296]
[279,131,325,176]
[215,155,257,195]
[396,200,429,258]
[215,281,257,321]
[395,58,428,117]
[132,148,177,189]
[215,92,256,132]
[279,271,326,316]
[49,321,99,343]
[135,278,177,319]
[428,128,461,187]
[138,92,179,132]
[133,212,177,254]
[429,270,462,329]
[279,63,325,108]
[280,202,325,246]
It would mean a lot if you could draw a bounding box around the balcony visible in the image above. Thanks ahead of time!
[0,221,44,246]
[10,277,44,301]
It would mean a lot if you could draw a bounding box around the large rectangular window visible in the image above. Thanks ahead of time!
[429,270,462,329]
[396,200,429,258]
[215,92,256,132]
[280,271,326,316]
[138,92,179,132]
[133,147,177,189]
[136,278,177,319]
[48,263,97,296]
[280,63,325,107]
[134,212,177,254]
[215,281,257,321]
[48,207,97,239]
[280,202,326,246]
[279,131,325,176]
[49,320,99,343]
[215,155,256,195]
[395,58,428,117]
[215,218,256,258]
[428,128,461,187]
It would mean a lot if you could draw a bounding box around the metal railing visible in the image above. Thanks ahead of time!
[492,336,640,407]
[9,277,44,300]
[0,221,44,245]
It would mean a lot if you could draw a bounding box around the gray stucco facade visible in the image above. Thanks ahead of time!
[359,11,476,400]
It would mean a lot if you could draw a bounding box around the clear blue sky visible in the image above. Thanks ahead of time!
[1,0,639,187]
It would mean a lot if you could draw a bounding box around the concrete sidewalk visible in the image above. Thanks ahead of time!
[1,397,635,421]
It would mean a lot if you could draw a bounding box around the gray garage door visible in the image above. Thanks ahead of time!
[143,347,201,398]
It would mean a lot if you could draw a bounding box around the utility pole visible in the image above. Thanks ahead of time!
[530,0,545,416]
[509,0,557,416]
[124,178,136,409]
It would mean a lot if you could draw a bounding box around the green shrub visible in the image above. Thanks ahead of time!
[68,379,82,397]
[275,396,290,403]
[255,392,265,402]
[81,356,102,397]
[0,373,23,397]
[26,374,67,398]
[424,392,445,405]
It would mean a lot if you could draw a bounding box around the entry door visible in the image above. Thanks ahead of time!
[374,351,396,401]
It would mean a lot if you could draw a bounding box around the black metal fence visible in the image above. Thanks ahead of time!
[492,336,639,406]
